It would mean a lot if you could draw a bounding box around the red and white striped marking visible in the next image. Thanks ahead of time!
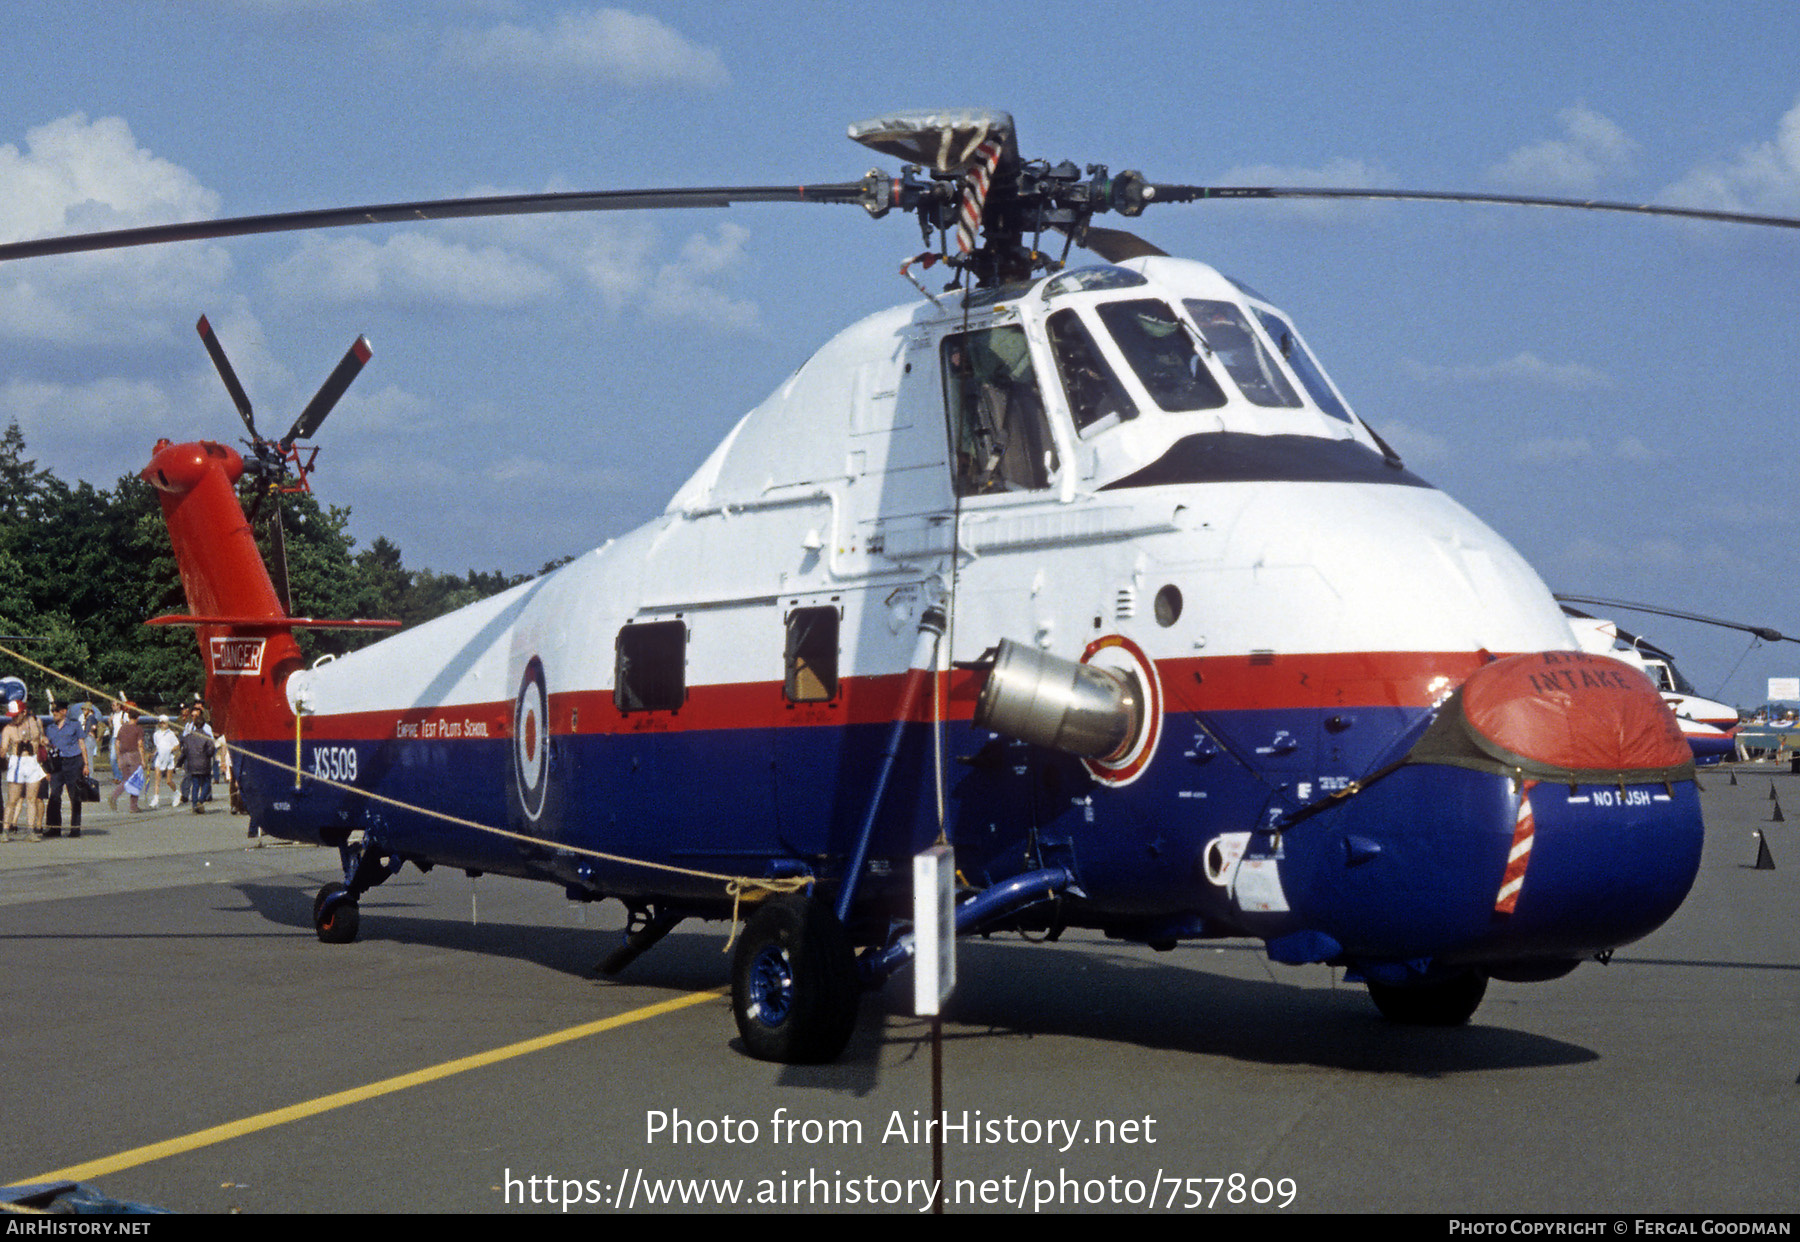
[955,138,1003,255]
[1495,778,1537,914]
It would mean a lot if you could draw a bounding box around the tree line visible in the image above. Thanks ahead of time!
[0,420,562,711]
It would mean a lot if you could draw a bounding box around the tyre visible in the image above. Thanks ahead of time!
[313,881,361,945]
[1367,970,1487,1025]
[731,894,860,1064]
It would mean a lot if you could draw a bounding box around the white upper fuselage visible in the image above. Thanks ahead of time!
[286,256,1575,730]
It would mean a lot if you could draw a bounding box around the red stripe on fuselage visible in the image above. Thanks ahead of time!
[255,650,1491,745]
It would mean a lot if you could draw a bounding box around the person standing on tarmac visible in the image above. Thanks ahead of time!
[42,700,91,838]
[109,707,146,812]
[3,700,47,841]
[149,716,178,807]
[179,722,216,814]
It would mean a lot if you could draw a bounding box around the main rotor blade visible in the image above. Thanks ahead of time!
[1150,185,1800,231]
[196,315,258,440]
[282,335,372,449]
[0,183,873,263]
[1077,225,1169,262]
[1555,594,1797,643]
[1557,604,1678,663]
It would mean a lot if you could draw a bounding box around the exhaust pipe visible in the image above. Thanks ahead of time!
[973,639,1144,761]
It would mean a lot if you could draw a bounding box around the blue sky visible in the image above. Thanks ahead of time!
[2,1,1798,703]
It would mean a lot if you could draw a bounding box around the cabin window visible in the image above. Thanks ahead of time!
[1095,299,1227,412]
[942,325,1058,495]
[784,606,839,703]
[1047,309,1137,433]
[1183,299,1302,408]
[615,620,686,713]
[1252,308,1354,423]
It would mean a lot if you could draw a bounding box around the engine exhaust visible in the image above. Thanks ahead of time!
[973,639,1144,761]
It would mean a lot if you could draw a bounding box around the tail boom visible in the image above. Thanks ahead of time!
[142,438,304,740]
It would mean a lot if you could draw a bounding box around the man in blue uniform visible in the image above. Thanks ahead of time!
[42,701,91,838]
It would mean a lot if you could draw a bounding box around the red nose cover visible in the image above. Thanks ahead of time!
[1460,652,1692,777]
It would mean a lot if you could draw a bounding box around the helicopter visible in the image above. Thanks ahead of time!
[4,108,1792,1064]
[1559,606,1738,765]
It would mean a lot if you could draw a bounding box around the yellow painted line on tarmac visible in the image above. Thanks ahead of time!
[10,987,727,1186]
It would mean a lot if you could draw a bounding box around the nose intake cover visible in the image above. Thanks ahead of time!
[1409,651,1694,784]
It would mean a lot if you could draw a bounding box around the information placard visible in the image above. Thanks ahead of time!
[912,844,955,1016]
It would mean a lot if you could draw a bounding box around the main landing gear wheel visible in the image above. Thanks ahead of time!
[1367,971,1487,1026]
[313,881,361,945]
[731,894,860,1064]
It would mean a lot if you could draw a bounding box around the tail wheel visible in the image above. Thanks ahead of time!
[313,881,361,945]
[1367,971,1487,1026]
[731,894,860,1064]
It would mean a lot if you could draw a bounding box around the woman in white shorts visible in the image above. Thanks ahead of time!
[4,701,47,839]
[150,716,180,808]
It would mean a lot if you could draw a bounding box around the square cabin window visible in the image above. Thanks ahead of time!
[785,606,839,703]
[615,620,687,713]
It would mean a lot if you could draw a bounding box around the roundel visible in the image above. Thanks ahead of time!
[513,656,549,821]
[1080,634,1164,787]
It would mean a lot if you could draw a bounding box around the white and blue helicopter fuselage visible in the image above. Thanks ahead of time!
[195,256,1700,1043]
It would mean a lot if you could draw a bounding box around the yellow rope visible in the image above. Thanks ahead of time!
[0,641,138,712]
[233,739,810,905]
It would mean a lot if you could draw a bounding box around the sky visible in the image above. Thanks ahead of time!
[1,0,1797,705]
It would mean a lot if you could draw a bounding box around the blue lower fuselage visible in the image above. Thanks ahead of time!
[239,693,1703,974]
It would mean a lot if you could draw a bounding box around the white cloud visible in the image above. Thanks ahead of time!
[1208,157,1391,220]
[0,114,231,344]
[1660,94,1800,216]
[261,209,761,330]
[1614,435,1666,464]
[1214,156,1389,189]
[1403,352,1611,390]
[645,222,758,330]
[0,113,217,242]
[267,232,561,308]
[442,8,728,88]
[333,383,430,436]
[1487,106,1638,195]
[1513,435,1594,464]
[1373,419,1450,466]
[0,375,176,449]
[1556,534,1753,577]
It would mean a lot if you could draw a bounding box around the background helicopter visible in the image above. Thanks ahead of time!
[1560,603,1742,763]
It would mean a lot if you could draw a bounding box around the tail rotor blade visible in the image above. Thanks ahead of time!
[282,335,372,449]
[196,315,259,440]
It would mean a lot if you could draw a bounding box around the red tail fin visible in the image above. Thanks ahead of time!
[142,439,303,740]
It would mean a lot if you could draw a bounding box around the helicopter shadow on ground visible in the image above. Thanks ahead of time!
[227,876,739,993]
[224,879,1594,1089]
[867,937,1597,1078]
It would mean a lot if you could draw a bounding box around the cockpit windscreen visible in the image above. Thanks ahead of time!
[1095,300,1227,413]
[1184,299,1302,409]
[1251,308,1353,423]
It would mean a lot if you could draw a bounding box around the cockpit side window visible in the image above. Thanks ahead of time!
[942,325,1058,496]
[1183,299,1302,409]
[1252,308,1353,423]
[1047,309,1137,433]
[1095,299,1227,412]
